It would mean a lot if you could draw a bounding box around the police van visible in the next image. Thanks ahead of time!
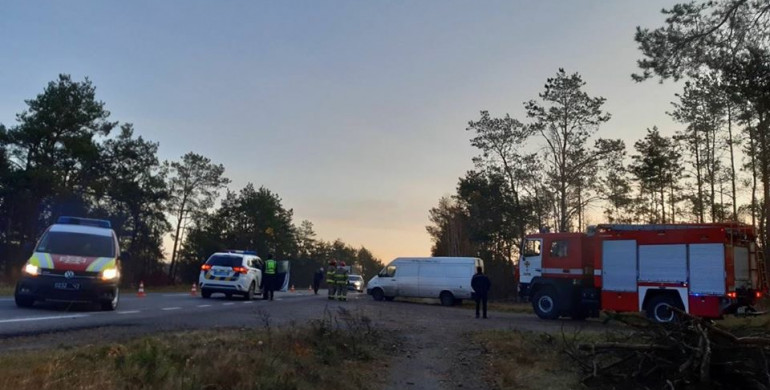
[199,250,263,300]
[14,216,123,310]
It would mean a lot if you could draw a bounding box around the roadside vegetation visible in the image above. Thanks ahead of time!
[0,308,386,390]
[477,312,770,390]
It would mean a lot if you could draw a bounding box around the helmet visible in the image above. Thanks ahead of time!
[329,260,336,266]
[339,261,346,267]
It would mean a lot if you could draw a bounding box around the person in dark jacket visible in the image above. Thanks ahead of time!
[262,253,277,301]
[312,267,324,295]
[471,266,491,319]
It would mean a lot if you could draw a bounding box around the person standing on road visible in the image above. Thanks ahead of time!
[471,266,491,319]
[312,267,324,295]
[335,261,350,301]
[263,253,277,301]
[326,260,337,300]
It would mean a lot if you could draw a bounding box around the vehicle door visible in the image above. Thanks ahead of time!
[245,257,262,287]
[377,264,399,296]
[275,260,291,291]
[520,238,543,284]
[396,263,419,297]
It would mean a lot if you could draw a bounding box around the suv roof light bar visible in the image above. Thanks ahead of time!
[56,216,111,229]
[226,249,258,256]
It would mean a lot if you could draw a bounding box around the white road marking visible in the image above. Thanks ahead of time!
[162,307,181,311]
[118,310,141,315]
[223,303,235,306]
[162,293,190,297]
[242,301,254,304]
[197,304,212,308]
[0,314,89,324]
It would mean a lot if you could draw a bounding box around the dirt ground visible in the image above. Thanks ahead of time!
[361,298,603,390]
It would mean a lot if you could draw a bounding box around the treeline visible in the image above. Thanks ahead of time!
[427,0,770,298]
[0,75,382,286]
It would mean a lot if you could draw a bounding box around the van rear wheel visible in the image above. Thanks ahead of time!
[440,292,454,307]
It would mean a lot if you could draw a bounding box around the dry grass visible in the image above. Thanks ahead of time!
[474,330,582,390]
[0,283,14,296]
[0,307,385,390]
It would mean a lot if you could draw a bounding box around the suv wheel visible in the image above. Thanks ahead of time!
[15,293,34,308]
[244,283,255,300]
[201,289,212,299]
[100,289,119,311]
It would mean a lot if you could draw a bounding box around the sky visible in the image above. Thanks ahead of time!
[0,1,683,263]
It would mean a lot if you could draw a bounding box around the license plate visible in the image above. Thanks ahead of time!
[212,269,229,276]
[54,282,80,290]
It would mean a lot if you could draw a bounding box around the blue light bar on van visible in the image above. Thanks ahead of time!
[56,216,112,229]
[226,249,257,255]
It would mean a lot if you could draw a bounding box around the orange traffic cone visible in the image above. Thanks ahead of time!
[190,283,197,296]
[137,281,146,298]
[290,284,295,292]
[308,285,312,291]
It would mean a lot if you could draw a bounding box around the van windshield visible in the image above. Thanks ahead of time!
[379,265,396,277]
[36,231,115,258]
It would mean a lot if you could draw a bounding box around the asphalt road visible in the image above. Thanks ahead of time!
[0,288,610,352]
[0,289,332,337]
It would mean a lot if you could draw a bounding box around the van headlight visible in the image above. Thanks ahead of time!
[23,263,40,276]
[101,268,119,281]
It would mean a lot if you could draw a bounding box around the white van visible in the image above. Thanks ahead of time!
[366,257,483,306]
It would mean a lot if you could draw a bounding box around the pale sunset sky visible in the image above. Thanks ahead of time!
[1,1,683,262]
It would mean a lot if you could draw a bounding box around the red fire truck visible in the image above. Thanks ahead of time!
[518,223,768,322]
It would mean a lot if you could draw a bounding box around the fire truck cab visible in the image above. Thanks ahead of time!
[519,223,767,322]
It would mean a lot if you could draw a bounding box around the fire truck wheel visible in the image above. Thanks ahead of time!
[532,287,559,320]
[646,295,681,323]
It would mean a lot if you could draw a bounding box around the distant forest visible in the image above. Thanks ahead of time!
[427,0,770,298]
[0,75,382,288]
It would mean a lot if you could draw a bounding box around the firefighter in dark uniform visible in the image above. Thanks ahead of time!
[335,261,349,301]
[326,260,337,300]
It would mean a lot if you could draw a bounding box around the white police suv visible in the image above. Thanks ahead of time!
[199,250,263,300]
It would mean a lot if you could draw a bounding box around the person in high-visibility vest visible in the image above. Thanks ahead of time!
[335,261,349,301]
[263,253,277,301]
[326,260,337,300]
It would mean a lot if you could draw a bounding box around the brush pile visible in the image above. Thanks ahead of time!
[565,309,770,389]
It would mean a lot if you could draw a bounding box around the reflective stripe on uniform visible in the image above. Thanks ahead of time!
[265,260,277,275]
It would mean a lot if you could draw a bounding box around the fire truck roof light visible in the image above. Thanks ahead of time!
[56,216,111,229]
